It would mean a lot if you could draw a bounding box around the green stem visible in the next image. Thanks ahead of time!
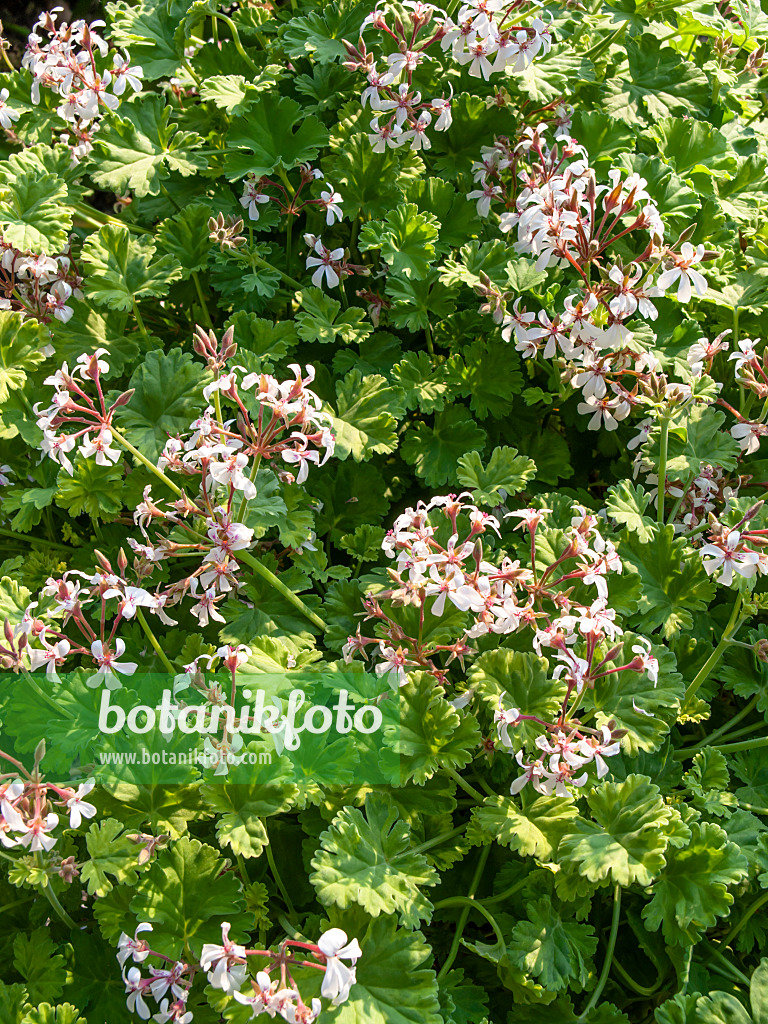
[579,885,621,1021]
[110,426,184,498]
[696,734,768,755]
[236,455,261,523]
[184,60,202,86]
[433,896,506,950]
[407,824,467,859]
[252,254,304,293]
[481,876,529,906]
[213,13,260,72]
[612,957,665,997]
[20,667,75,720]
[425,320,435,359]
[738,801,768,815]
[667,471,694,525]
[678,694,760,754]
[192,272,214,327]
[72,203,150,234]
[264,830,296,918]
[437,844,492,981]
[35,852,76,928]
[237,549,326,631]
[133,302,152,344]
[444,767,485,803]
[682,595,744,707]
[657,416,670,524]
[236,852,250,884]
[0,526,71,550]
[707,944,752,986]
[136,608,176,675]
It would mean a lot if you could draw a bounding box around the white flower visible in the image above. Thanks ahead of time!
[28,637,70,681]
[731,420,768,455]
[86,638,138,689]
[700,530,760,586]
[200,922,247,994]
[319,184,343,225]
[306,237,344,289]
[0,88,20,129]
[367,116,404,152]
[67,779,97,828]
[318,928,361,1006]
[467,181,502,217]
[656,242,708,302]
[117,923,153,967]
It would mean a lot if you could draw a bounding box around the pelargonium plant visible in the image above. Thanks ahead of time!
[2,0,768,1022]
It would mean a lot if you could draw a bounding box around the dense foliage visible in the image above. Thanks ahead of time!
[3,0,768,1021]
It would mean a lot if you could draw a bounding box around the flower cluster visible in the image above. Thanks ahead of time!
[118,921,361,1023]
[344,2,455,153]
[35,348,132,475]
[469,123,717,433]
[240,162,344,226]
[0,742,95,856]
[441,0,552,81]
[698,502,768,587]
[345,1,553,152]
[27,331,336,687]
[23,8,143,159]
[0,242,83,325]
[344,493,658,794]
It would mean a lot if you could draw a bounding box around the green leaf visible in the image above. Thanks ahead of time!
[92,97,208,197]
[715,156,768,223]
[620,524,714,639]
[471,794,579,862]
[469,649,567,749]
[0,311,46,404]
[225,312,299,362]
[644,118,736,182]
[587,634,685,754]
[604,36,710,124]
[21,1006,86,1024]
[509,899,597,991]
[226,94,329,179]
[13,929,65,1004]
[642,822,749,945]
[0,171,70,254]
[117,348,207,461]
[80,818,141,896]
[389,675,481,785]
[80,225,182,311]
[339,524,386,563]
[391,352,451,413]
[606,481,656,543]
[330,370,405,461]
[280,0,367,62]
[156,203,213,277]
[295,288,373,345]
[402,408,487,488]
[665,405,741,476]
[199,70,281,114]
[201,781,297,858]
[559,775,674,886]
[310,794,438,927]
[386,271,457,331]
[328,916,442,1024]
[105,0,188,79]
[446,340,524,419]
[457,446,537,505]
[55,459,124,520]
[129,836,245,957]
[359,204,440,280]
